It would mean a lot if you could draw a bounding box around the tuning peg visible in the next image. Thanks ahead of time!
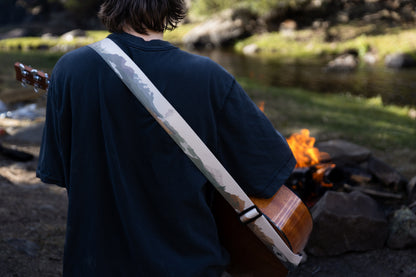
[19,63,29,76]
[45,74,50,86]
[21,79,28,88]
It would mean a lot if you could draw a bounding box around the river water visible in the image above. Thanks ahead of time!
[4,49,416,110]
[193,49,416,108]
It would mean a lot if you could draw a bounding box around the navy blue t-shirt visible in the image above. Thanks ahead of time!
[37,32,296,276]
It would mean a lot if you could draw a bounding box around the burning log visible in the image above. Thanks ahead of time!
[285,164,346,206]
[285,129,346,206]
[285,167,314,200]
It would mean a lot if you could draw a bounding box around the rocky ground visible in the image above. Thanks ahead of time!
[289,247,416,277]
[0,120,415,277]
[0,126,66,277]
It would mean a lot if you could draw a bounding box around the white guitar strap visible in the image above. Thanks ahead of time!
[88,38,302,266]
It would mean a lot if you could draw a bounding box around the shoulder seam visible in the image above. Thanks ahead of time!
[218,78,236,113]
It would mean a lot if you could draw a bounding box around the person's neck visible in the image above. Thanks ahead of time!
[123,26,163,41]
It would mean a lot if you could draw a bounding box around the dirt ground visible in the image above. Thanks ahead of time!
[0,122,415,277]
[288,248,416,277]
[0,143,66,277]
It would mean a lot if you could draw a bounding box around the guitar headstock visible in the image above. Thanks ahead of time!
[14,62,50,93]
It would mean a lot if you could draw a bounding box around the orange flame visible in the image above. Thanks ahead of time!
[257,101,265,113]
[286,129,329,168]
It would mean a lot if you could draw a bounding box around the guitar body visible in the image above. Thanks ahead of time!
[214,185,313,277]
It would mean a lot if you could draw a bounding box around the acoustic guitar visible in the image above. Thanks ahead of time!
[14,62,313,276]
[214,185,312,276]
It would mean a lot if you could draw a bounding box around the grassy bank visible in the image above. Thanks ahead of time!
[1,24,415,61]
[235,26,416,60]
[239,78,416,179]
[0,31,109,52]
[239,78,415,150]
[168,22,416,61]
[0,27,191,52]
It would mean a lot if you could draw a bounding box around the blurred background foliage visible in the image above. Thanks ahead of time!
[0,0,101,26]
[0,0,346,26]
[190,0,305,16]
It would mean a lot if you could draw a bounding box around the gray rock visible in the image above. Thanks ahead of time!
[387,208,416,249]
[385,53,416,69]
[306,191,388,256]
[367,155,407,189]
[4,122,44,145]
[6,239,40,257]
[60,29,87,41]
[242,44,260,55]
[183,9,256,49]
[279,19,297,37]
[363,51,378,65]
[0,28,29,40]
[315,139,371,164]
[325,53,359,72]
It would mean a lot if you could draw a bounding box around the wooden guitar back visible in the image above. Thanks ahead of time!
[214,185,312,277]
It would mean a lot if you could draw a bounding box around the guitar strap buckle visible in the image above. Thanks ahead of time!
[238,205,263,224]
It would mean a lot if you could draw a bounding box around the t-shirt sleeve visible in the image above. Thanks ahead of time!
[217,80,296,198]
[36,78,66,187]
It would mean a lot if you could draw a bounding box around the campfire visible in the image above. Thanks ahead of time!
[284,129,342,207]
[283,128,407,208]
[257,103,414,259]
[255,101,407,208]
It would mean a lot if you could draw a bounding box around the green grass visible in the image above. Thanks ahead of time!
[85,30,110,41]
[1,24,415,62]
[0,31,109,52]
[239,77,416,152]
[0,25,195,52]
[240,78,416,178]
[0,36,91,52]
[164,23,200,46]
[235,27,416,61]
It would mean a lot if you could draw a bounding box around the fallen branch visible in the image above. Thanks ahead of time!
[343,184,403,200]
[409,201,416,209]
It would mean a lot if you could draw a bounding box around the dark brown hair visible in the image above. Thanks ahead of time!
[98,0,187,34]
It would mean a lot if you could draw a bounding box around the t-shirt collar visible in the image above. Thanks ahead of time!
[108,32,176,51]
